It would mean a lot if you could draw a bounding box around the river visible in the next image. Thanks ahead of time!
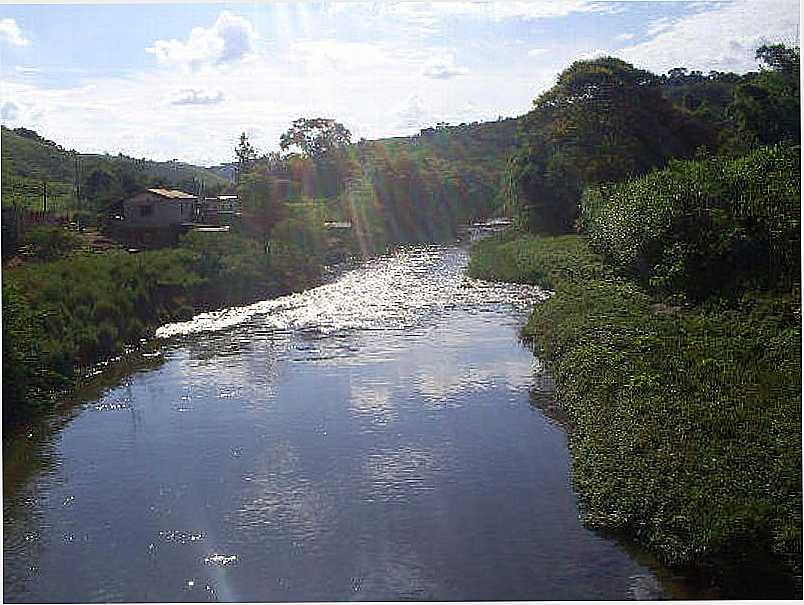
[5,241,685,602]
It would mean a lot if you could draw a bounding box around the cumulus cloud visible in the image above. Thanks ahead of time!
[422,54,469,79]
[146,11,257,69]
[0,18,30,47]
[620,0,800,73]
[170,88,225,106]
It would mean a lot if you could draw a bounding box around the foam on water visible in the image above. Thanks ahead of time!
[155,246,548,339]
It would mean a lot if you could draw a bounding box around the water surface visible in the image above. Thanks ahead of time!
[4,244,668,602]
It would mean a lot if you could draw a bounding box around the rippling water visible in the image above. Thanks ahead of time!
[4,243,671,602]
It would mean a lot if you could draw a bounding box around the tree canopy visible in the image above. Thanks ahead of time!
[279,118,352,161]
[509,57,714,233]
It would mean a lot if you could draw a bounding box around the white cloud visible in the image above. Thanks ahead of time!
[169,88,225,106]
[328,1,616,34]
[290,38,392,73]
[1,100,18,120]
[527,48,548,57]
[422,54,469,79]
[615,33,635,42]
[146,11,257,69]
[0,18,30,47]
[620,0,800,73]
[573,48,611,63]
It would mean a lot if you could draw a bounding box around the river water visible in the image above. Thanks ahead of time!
[5,242,676,602]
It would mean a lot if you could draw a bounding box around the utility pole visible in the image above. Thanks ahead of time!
[42,179,48,213]
[74,155,82,230]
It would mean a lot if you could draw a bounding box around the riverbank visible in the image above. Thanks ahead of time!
[2,231,325,429]
[469,232,801,596]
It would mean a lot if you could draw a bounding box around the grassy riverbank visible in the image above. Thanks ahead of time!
[3,231,324,428]
[469,232,801,590]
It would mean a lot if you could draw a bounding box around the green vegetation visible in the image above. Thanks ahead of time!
[233,117,520,256]
[469,233,801,586]
[505,45,800,234]
[506,57,714,233]
[467,43,802,590]
[21,225,82,261]
[580,144,800,300]
[469,232,604,289]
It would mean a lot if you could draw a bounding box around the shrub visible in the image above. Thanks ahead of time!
[22,225,80,260]
[580,144,800,301]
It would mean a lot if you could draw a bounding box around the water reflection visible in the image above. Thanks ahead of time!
[6,244,674,602]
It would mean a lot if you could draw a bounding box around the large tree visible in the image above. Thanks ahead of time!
[279,117,352,161]
[509,57,715,233]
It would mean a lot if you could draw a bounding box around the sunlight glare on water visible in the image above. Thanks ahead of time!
[155,246,548,339]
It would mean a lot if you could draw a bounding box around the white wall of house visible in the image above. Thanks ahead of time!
[123,192,195,228]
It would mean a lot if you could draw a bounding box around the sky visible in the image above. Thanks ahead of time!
[0,0,799,166]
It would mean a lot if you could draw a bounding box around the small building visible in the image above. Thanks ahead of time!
[123,188,197,227]
[116,188,198,247]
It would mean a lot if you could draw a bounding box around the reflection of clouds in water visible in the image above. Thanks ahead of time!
[414,359,532,404]
[229,441,330,543]
[349,385,396,426]
[363,445,443,504]
[173,331,290,406]
[351,538,443,601]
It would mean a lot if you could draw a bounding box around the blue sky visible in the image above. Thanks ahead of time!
[0,1,799,165]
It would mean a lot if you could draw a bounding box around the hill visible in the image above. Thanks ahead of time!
[1,126,231,213]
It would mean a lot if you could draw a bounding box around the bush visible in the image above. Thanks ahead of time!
[580,144,800,301]
[525,276,801,573]
[469,231,605,289]
[22,225,80,260]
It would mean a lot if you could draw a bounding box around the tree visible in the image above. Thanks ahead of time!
[279,117,351,161]
[237,172,290,238]
[82,166,124,211]
[729,44,800,146]
[510,57,714,233]
[234,132,257,183]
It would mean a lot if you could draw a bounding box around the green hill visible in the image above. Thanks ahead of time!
[1,126,231,213]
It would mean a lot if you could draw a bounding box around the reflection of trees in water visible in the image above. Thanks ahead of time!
[2,348,166,597]
[527,360,569,429]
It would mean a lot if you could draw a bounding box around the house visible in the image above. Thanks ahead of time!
[123,188,197,227]
[117,188,198,246]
